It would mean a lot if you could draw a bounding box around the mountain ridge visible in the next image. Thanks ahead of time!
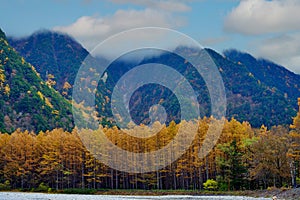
[7,30,300,128]
[8,30,89,97]
[224,49,300,102]
[0,29,74,133]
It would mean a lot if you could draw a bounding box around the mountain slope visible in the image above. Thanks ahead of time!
[207,48,297,127]
[9,31,300,128]
[224,49,300,103]
[85,47,297,128]
[8,31,89,97]
[0,29,73,133]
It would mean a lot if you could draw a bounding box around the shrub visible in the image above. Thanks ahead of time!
[203,179,218,191]
[216,176,228,191]
[0,180,11,191]
[296,177,300,185]
[267,186,277,191]
[35,182,50,192]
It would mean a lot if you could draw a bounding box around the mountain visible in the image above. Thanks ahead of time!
[8,31,300,128]
[224,49,300,103]
[72,46,297,128]
[8,31,89,98]
[207,49,297,127]
[0,29,74,133]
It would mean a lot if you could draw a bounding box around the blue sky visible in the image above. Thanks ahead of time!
[1,0,300,73]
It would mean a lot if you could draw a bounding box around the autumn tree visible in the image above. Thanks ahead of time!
[250,125,290,188]
[46,73,56,87]
[288,98,300,187]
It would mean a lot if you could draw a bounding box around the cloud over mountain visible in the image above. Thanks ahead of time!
[256,33,300,74]
[54,1,190,51]
[223,0,300,73]
[108,0,191,12]
[224,0,300,35]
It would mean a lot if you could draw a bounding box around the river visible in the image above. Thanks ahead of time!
[0,192,272,200]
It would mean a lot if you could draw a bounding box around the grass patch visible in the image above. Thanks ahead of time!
[93,189,246,196]
[62,188,98,194]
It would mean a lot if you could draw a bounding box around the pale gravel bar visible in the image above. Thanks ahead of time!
[0,192,272,200]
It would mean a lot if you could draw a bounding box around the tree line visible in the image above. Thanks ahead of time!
[0,105,300,191]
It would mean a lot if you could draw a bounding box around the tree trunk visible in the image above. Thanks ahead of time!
[290,161,297,188]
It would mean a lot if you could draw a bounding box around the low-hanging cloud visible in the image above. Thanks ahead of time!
[108,0,191,12]
[53,8,186,52]
[224,0,300,35]
[256,34,300,74]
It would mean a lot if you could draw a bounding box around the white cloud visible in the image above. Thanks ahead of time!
[255,33,300,74]
[224,0,300,35]
[224,0,300,73]
[53,9,186,52]
[108,0,191,12]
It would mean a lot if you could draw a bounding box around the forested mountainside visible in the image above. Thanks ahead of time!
[0,29,73,133]
[1,28,300,193]
[94,47,297,127]
[8,31,89,96]
[8,30,300,128]
[224,49,300,104]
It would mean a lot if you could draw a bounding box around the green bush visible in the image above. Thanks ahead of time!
[296,177,300,185]
[203,179,218,191]
[0,180,11,191]
[267,186,277,191]
[35,182,50,192]
[217,182,228,191]
[216,176,228,191]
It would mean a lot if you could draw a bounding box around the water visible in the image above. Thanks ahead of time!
[0,192,272,200]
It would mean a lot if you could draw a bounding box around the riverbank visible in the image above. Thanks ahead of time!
[93,189,300,199]
[1,188,300,199]
[245,188,300,200]
[0,192,271,200]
